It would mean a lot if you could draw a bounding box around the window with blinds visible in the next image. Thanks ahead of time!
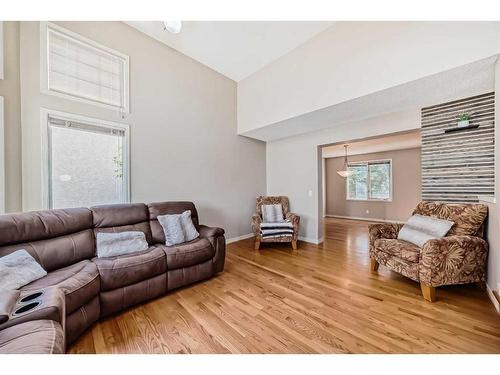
[346,160,392,201]
[44,23,129,112]
[43,110,130,209]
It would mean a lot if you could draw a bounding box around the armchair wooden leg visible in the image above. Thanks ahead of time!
[254,239,261,250]
[291,240,298,250]
[420,283,436,302]
[370,259,379,272]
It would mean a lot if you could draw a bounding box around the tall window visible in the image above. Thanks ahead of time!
[42,22,129,112]
[347,160,392,201]
[43,110,129,209]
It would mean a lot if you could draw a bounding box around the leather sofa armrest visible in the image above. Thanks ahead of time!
[420,235,488,287]
[0,291,20,325]
[0,287,65,332]
[197,225,226,274]
[198,224,225,238]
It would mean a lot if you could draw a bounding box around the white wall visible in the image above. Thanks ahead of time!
[267,109,420,242]
[483,58,500,294]
[20,21,266,239]
[238,22,500,134]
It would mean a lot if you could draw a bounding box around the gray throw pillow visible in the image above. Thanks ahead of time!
[96,231,149,258]
[261,204,284,223]
[398,214,454,247]
[0,250,47,292]
[158,210,199,246]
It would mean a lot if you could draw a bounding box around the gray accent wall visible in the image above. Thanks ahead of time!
[325,148,422,222]
[18,21,266,239]
[421,92,495,203]
[0,22,22,212]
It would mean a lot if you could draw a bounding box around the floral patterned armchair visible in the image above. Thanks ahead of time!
[369,202,488,302]
[252,196,300,250]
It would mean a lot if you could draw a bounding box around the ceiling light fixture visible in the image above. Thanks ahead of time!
[337,144,354,178]
[162,21,182,34]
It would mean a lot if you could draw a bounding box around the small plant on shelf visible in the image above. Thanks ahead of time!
[457,113,471,127]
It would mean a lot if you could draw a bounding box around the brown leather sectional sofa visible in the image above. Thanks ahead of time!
[0,201,226,353]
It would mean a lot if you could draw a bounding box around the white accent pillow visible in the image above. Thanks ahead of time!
[0,250,47,292]
[158,210,199,246]
[96,231,149,258]
[398,214,454,247]
[261,204,284,223]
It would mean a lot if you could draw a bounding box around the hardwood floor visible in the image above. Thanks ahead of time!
[69,218,500,354]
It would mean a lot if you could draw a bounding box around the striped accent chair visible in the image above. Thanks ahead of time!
[251,196,300,250]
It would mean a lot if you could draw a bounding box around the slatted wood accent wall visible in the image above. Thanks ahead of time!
[421,92,495,203]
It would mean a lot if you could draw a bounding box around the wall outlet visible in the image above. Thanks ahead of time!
[308,190,313,197]
[365,210,370,214]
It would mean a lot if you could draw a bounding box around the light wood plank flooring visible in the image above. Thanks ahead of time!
[69,218,500,353]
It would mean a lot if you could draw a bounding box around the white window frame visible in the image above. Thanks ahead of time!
[346,159,393,202]
[40,22,130,113]
[40,108,130,209]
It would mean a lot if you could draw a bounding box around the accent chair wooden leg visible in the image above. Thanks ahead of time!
[291,240,298,250]
[254,239,261,250]
[420,283,436,302]
[370,258,379,272]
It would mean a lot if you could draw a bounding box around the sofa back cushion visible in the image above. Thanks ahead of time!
[91,203,152,244]
[0,208,94,271]
[148,202,199,244]
[413,202,488,237]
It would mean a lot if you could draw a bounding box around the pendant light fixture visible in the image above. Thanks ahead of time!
[337,144,354,178]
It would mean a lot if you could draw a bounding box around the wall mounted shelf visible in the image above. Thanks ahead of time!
[444,124,480,134]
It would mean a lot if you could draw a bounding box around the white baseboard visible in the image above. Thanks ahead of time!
[226,233,323,245]
[325,214,406,224]
[486,283,500,314]
[226,233,254,244]
[299,236,323,245]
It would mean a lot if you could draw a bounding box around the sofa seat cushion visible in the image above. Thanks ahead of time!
[0,320,65,354]
[374,238,421,263]
[92,246,167,291]
[160,238,215,270]
[21,260,100,314]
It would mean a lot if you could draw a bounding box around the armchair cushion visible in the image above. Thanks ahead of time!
[374,239,421,263]
[256,196,289,217]
[397,214,454,247]
[413,202,487,237]
[420,235,488,287]
[261,204,285,223]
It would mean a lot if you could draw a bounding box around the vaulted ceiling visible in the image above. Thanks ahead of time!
[125,21,334,81]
